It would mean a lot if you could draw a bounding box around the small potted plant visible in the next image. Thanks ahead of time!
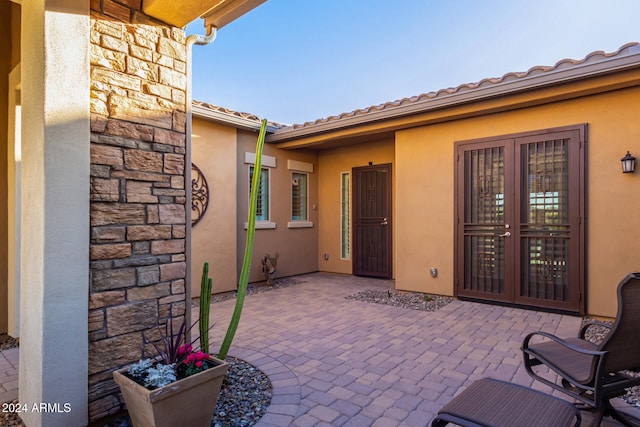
[113,263,228,427]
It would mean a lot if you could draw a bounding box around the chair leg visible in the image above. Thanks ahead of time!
[430,417,448,427]
[607,403,640,427]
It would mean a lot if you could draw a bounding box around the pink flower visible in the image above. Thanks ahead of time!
[195,361,202,368]
[177,344,192,360]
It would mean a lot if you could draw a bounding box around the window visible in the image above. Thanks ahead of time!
[291,172,308,221]
[287,160,314,229]
[249,166,269,221]
[341,172,350,259]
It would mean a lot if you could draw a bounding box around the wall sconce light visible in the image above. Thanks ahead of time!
[621,151,636,173]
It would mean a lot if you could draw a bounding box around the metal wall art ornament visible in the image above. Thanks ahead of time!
[191,162,209,226]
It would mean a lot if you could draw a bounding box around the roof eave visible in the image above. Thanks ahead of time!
[192,103,278,133]
[267,45,640,143]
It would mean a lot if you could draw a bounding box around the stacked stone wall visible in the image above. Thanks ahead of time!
[88,1,187,421]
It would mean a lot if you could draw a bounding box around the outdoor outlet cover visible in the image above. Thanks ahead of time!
[324,253,329,261]
[430,268,438,278]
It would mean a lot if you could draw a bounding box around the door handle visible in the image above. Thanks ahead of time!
[381,218,388,226]
[499,231,511,237]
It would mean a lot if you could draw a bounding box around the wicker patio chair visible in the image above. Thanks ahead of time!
[523,272,640,426]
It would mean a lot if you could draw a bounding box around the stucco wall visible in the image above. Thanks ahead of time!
[317,139,395,275]
[395,86,640,318]
[20,1,90,425]
[0,2,10,335]
[237,131,319,283]
[191,120,238,295]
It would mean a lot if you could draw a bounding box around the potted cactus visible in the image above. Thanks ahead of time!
[113,119,268,426]
[113,262,227,427]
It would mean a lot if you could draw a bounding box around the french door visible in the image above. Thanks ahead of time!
[455,125,586,313]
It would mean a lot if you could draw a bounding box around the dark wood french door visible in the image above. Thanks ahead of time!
[455,126,586,313]
[353,164,392,278]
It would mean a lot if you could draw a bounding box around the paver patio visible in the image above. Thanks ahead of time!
[1,272,637,426]
[202,272,637,427]
[0,347,18,405]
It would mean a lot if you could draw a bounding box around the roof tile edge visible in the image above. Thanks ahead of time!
[276,41,640,134]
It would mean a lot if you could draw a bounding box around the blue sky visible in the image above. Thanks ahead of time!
[187,0,640,125]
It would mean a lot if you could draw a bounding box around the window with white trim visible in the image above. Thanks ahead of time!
[249,166,269,221]
[341,172,350,259]
[291,172,308,221]
[287,159,314,229]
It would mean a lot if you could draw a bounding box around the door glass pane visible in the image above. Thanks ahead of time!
[468,147,505,224]
[520,139,569,301]
[464,147,505,294]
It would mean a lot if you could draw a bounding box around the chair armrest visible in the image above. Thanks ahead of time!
[578,321,612,340]
[523,331,607,384]
[523,331,605,356]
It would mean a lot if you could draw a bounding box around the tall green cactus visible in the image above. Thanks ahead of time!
[218,119,267,360]
[199,262,212,353]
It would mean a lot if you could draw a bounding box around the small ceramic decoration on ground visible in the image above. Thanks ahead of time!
[261,252,279,286]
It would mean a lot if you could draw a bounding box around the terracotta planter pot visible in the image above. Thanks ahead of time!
[113,357,229,427]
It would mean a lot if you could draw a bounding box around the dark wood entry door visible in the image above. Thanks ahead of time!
[353,164,392,278]
[455,126,585,313]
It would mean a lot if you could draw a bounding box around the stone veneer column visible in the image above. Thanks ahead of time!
[88,1,188,421]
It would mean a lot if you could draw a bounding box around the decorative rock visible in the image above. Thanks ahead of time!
[91,177,120,202]
[92,226,126,243]
[89,332,145,374]
[158,204,185,224]
[106,119,154,141]
[124,149,162,173]
[92,268,136,291]
[105,300,158,338]
[151,239,184,255]
[136,265,160,286]
[91,203,146,226]
[91,143,124,167]
[159,261,186,281]
[127,283,170,301]
[91,243,132,260]
[125,181,158,203]
[163,153,184,174]
[126,225,171,241]
[90,290,127,309]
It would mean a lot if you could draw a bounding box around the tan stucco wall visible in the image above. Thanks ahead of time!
[317,139,395,275]
[395,85,640,318]
[191,120,239,295]
[20,1,90,425]
[0,1,10,335]
[237,131,319,283]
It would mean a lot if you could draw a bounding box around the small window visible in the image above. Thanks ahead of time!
[249,166,269,221]
[291,172,308,221]
[341,172,350,259]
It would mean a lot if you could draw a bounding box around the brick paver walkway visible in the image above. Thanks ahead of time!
[1,272,636,426]
[202,272,636,426]
[0,347,19,404]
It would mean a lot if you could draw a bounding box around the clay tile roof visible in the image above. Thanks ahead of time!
[277,42,640,133]
[191,100,285,130]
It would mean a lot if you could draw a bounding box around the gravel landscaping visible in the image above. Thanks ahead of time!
[346,288,454,311]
